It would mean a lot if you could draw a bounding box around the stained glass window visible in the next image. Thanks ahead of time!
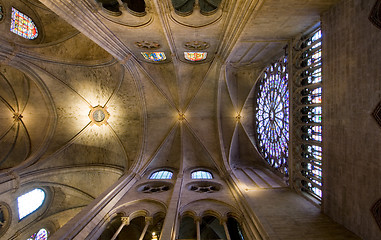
[255,56,289,175]
[184,52,207,61]
[28,228,49,240]
[141,52,166,62]
[10,8,38,40]
[150,170,173,179]
[17,188,45,219]
[294,28,323,200]
[191,170,213,179]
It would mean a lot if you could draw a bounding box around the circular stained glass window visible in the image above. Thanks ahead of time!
[255,56,289,175]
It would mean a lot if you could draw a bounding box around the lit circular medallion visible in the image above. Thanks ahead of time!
[93,109,105,122]
[88,106,110,126]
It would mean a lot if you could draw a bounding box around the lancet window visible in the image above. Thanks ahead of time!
[255,56,289,176]
[17,188,46,219]
[293,27,323,200]
[10,7,38,39]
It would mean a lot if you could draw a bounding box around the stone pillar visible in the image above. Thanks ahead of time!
[196,217,201,240]
[159,176,183,240]
[111,217,129,240]
[221,218,231,240]
[139,217,153,240]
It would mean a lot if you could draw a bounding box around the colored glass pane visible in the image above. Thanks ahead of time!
[10,8,38,40]
[255,56,289,175]
[28,228,49,240]
[150,170,173,179]
[35,228,48,240]
[18,188,45,219]
[191,171,213,179]
[184,52,207,61]
[141,52,166,62]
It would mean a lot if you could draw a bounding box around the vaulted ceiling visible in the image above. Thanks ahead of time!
[0,0,340,237]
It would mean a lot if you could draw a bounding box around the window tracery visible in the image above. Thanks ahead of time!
[255,56,289,176]
[172,0,222,15]
[293,28,323,200]
[17,188,46,219]
[10,8,38,39]
[122,0,146,14]
[150,170,173,179]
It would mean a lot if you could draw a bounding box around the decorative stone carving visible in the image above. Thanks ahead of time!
[184,41,209,50]
[0,203,11,237]
[88,105,110,126]
[135,41,160,50]
[369,0,381,29]
[373,102,381,127]
[371,199,381,230]
[187,181,221,193]
[137,182,172,193]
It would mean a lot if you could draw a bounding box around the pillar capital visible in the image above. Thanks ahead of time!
[121,217,130,225]
[145,216,153,225]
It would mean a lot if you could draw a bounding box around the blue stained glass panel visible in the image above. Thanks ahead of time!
[191,171,213,179]
[150,170,173,179]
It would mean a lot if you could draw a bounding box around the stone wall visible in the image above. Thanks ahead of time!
[322,0,381,239]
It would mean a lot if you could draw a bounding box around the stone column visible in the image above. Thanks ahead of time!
[111,217,129,240]
[139,217,153,240]
[159,176,183,240]
[196,217,201,240]
[221,218,231,240]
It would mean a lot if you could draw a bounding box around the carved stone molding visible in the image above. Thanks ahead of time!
[369,0,381,29]
[371,199,381,230]
[373,102,381,127]
[184,41,209,50]
[186,181,221,193]
[135,40,160,50]
[0,203,11,237]
[137,182,172,193]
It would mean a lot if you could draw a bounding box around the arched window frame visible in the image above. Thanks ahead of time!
[149,170,173,180]
[17,188,47,221]
[191,170,213,179]
[292,26,323,201]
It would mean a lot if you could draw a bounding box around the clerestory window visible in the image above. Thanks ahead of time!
[150,170,173,180]
[191,170,213,179]
[10,7,38,40]
[17,188,46,220]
